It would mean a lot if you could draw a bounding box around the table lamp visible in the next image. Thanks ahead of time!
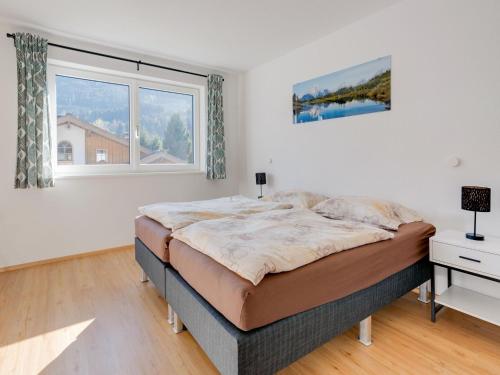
[255,173,266,199]
[462,186,490,241]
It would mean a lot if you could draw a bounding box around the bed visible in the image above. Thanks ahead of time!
[135,196,292,297]
[137,223,434,374]
[168,221,434,331]
[135,196,435,374]
[134,193,326,267]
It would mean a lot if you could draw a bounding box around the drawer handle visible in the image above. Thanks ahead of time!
[459,255,481,263]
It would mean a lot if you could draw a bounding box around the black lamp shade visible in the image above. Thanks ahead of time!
[462,186,490,212]
[255,173,266,185]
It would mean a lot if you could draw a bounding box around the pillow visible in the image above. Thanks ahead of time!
[391,202,423,224]
[262,190,329,209]
[313,196,420,230]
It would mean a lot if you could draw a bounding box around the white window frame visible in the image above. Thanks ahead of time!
[57,140,73,163]
[48,60,205,177]
[95,148,108,163]
[135,79,201,173]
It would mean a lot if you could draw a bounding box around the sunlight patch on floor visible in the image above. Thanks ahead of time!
[0,318,95,374]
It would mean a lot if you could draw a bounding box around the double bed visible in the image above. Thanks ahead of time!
[134,195,292,297]
[134,195,435,374]
[168,221,434,331]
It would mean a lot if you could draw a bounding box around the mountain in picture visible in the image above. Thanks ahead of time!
[293,56,391,124]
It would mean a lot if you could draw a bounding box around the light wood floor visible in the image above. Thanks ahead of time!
[1,248,499,375]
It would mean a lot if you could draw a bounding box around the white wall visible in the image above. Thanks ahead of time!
[0,20,241,268]
[240,0,500,296]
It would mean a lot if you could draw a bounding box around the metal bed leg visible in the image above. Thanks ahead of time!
[167,304,174,325]
[173,312,184,333]
[418,281,430,303]
[358,316,372,346]
[140,269,148,283]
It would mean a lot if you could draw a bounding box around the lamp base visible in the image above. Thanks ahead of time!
[466,233,485,241]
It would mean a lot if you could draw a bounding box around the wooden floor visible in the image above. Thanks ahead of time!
[1,248,499,375]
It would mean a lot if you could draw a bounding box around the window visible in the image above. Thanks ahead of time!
[48,62,202,176]
[55,75,130,166]
[139,87,194,165]
[57,141,73,163]
[96,149,108,163]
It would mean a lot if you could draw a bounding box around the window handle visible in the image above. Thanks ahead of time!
[459,255,481,263]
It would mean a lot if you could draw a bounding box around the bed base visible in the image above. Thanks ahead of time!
[135,237,429,373]
[135,238,167,298]
[166,304,374,346]
[165,257,430,375]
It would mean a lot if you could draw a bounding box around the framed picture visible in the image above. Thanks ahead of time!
[293,56,391,124]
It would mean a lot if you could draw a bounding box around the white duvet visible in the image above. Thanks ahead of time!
[172,209,394,285]
[139,195,292,231]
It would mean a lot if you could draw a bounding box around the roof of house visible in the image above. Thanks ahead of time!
[140,150,184,164]
[57,115,185,163]
[58,115,134,148]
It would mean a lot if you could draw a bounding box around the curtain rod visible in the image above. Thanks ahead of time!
[6,33,213,79]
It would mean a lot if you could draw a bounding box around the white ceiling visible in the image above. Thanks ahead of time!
[0,0,400,71]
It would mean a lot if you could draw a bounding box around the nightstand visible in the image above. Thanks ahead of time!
[429,230,500,326]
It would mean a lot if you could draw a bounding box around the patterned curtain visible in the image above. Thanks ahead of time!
[14,33,54,189]
[206,74,226,180]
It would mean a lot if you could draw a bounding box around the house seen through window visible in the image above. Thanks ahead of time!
[56,75,130,166]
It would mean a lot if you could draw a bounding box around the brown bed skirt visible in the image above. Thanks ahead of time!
[169,221,435,331]
[135,215,172,262]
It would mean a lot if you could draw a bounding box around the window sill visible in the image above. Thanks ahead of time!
[55,170,206,179]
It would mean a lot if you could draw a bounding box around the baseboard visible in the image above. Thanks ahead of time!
[0,244,134,273]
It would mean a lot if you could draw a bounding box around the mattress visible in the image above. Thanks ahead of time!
[135,215,172,262]
[169,221,435,331]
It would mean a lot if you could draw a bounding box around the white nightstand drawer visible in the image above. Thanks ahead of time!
[431,241,500,279]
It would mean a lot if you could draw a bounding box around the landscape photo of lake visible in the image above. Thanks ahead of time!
[293,56,391,124]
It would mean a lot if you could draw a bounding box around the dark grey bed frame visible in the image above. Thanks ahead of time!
[135,237,431,375]
[135,238,168,298]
